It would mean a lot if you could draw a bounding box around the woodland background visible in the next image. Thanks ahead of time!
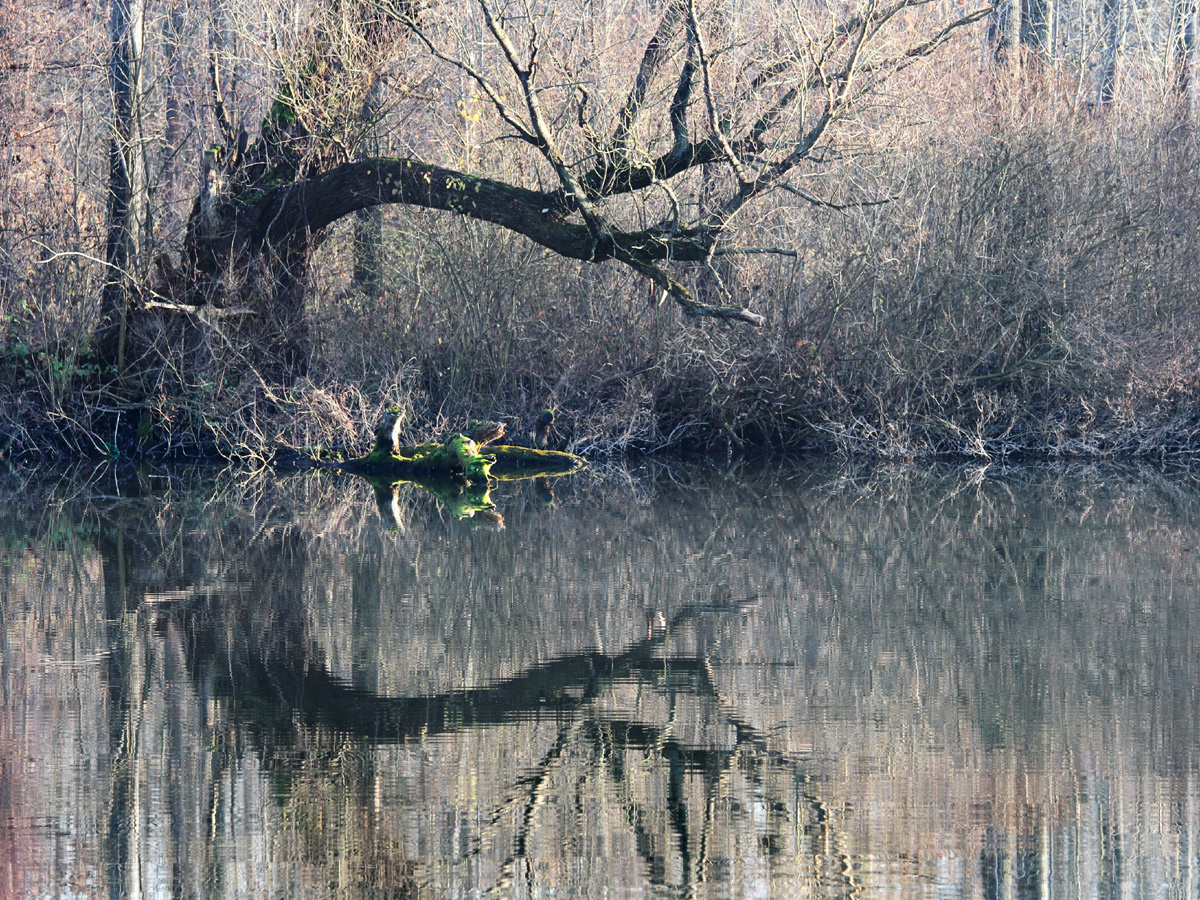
[1,0,1199,460]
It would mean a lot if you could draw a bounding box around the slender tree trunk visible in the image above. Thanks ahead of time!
[988,0,1053,65]
[1172,0,1198,110]
[160,5,186,233]
[1021,0,1052,56]
[1022,0,1051,54]
[352,209,383,298]
[1098,0,1122,106]
[985,0,1016,63]
[352,80,384,298]
[98,0,146,373]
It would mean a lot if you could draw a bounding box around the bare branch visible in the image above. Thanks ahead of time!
[712,246,800,258]
[897,4,999,67]
[780,183,895,210]
[144,300,255,317]
[701,0,901,227]
[611,0,687,153]
[611,243,764,325]
[478,0,610,249]
[406,19,539,145]
[686,0,750,187]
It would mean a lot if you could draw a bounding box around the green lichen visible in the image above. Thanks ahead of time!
[352,429,494,486]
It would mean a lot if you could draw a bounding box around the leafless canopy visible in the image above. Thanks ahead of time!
[249,0,995,325]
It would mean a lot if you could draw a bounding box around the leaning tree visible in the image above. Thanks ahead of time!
[97,0,995,373]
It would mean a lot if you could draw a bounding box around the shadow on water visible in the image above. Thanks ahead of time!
[4,460,1200,897]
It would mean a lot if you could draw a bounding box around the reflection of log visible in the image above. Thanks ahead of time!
[485,445,585,479]
[369,475,503,524]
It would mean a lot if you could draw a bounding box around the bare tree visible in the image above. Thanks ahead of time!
[1170,0,1197,105]
[1097,0,1122,105]
[100,0,147,373]
[102,0,994,373]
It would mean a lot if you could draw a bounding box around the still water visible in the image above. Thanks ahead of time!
[3,460,1200,899]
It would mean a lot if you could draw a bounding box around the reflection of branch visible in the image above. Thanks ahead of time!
[175,566,867,895]
[488,721,582,895]
[182,586,757,743]
[600,724,701,889]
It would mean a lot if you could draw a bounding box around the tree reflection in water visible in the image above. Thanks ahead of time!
[170,479,840,898]
[3,462,1200,898]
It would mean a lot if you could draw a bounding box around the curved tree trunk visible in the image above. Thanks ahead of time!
[175,150,762,375]
[107,0,993,378]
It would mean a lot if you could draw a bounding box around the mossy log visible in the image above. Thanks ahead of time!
[337,409,584,484]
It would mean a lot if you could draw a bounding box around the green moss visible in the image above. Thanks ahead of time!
[266,83,299,128]
[355,441,582,480]
[352,431,495,485]
[441,433,494,483]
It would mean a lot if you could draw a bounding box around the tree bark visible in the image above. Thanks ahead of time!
[98,0,146,373]
[1097,0,1122,106]
[1172,0,1198,108]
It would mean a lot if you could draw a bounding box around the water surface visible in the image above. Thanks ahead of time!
[3,461,1200,898]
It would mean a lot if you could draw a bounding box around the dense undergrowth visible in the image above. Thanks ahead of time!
[3,62,1200,464]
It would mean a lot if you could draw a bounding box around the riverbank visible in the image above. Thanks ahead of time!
[2,336,1199,465]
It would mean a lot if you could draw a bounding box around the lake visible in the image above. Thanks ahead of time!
[3,460,1200,898]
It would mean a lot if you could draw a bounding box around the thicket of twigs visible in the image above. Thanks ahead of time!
[297,56,1200,461]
